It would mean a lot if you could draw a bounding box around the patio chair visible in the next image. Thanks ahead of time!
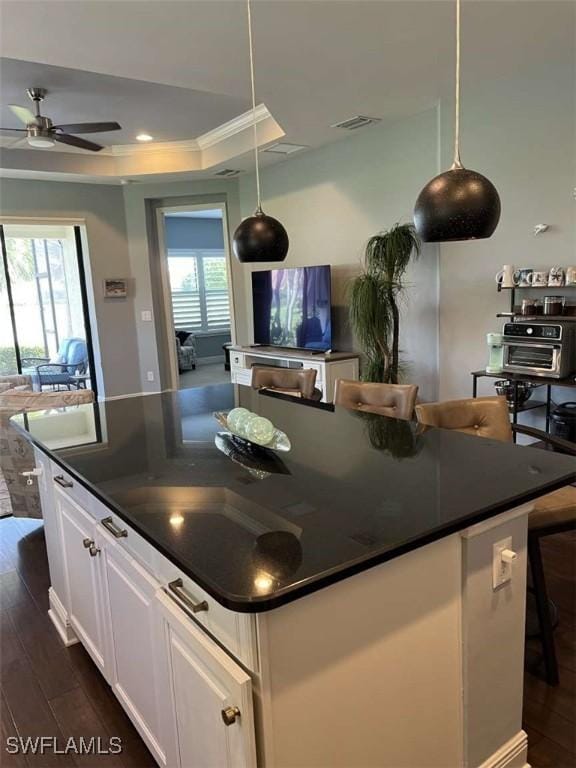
[23,337,89,390]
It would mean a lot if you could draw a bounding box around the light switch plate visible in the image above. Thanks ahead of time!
[493,536,513,590]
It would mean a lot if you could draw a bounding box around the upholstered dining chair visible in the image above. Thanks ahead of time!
[334,379,419,421]
[415,395,576,686]
[0,387,95,519]
[251,366,320,400]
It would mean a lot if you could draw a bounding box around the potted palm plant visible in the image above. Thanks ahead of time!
[349,223,421,383]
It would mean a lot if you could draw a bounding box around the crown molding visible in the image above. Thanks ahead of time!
[104,103,271,157]
[107,137,201,157]
[196,103,270,150]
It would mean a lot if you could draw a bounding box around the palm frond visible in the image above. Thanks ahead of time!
[349,222,421,383]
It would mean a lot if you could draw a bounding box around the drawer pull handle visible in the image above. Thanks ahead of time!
[101,517,128,538]
[54,475,73,488]
[168,578,209,614]
[221,706,241,726]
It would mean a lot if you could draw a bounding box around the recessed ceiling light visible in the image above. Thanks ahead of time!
[136,133,153,142]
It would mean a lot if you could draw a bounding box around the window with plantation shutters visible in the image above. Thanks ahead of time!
[167,250,231,333]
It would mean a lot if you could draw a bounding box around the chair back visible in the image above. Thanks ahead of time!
[334,379,418,421]
[251,366,317,399]
[54,337,75,364]
[415,396,513,442]
[65,339,88,373]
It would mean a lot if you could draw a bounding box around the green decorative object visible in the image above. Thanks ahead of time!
[236,411,257,437]
[226,407,250,433]
[349,223,421,384]
[245,416,275,446]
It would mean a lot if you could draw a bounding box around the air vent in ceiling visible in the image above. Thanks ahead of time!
[331,115,381,131]
[214,168,241,177]
[263,142,308,155]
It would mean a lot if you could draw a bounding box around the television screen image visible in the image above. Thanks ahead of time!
[252,265,332,351]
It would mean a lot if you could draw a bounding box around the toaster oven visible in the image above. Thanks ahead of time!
[502,322,576,379]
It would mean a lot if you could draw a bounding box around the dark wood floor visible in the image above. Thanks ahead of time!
[0,517,156,768]
[523,530,576,767]
[1,518,575,767]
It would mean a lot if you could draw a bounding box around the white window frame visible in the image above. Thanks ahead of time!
[167,248,231,335]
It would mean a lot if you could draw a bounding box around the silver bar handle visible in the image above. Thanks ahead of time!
[54,475,73,488]
[167,578,209,614]
[101,516,128,538]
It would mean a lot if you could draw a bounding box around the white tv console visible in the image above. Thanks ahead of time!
[229,345,360,403]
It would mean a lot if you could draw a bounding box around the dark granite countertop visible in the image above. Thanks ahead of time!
[13,384,576,612]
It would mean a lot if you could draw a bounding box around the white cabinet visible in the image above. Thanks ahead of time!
[101,532,175,767]
[57,488,107,674]
[229,345,359,403]
[158,591,257,768]
[46,469,255,768]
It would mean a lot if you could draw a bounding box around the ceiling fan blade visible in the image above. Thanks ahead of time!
[53,133,103,152]
[53,121,121,134]
[0,127,28,132]
[9,104,36,125]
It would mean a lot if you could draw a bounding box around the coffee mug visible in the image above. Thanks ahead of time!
[516,268,534,287]
[495,265,517,288]
[548,266,565,287]
[531,270,548,287]
[566,266,576,286]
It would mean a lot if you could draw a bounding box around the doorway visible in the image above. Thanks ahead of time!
[0,223,97,396]
[158,205,234,390]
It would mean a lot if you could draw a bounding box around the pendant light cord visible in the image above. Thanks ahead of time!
[246,0,262,213]
[452,0,463,169]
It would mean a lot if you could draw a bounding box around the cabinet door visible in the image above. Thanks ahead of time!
[158,592,257,768]
[57,490,107,673]
[102,535,174,767]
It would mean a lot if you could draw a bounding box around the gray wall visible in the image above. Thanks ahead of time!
[239,108,441,402]
[165,215,225,250]
[438,55,576,405]
[0,177,141,398]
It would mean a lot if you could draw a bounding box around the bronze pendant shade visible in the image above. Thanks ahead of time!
[232,0,289,263]
[414,0,501,243]
[414,167,501,242]
[233,209,289,263]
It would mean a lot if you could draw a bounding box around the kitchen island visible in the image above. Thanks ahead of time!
[13,385,576,768]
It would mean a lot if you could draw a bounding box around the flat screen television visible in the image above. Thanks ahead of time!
[252,265,332,351]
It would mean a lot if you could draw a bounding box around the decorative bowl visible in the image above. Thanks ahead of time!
[213,411,291,452]
[494,379,537,409]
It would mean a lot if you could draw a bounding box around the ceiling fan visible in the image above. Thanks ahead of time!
[1,88,121,151]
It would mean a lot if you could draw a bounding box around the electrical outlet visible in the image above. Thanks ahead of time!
[141,310,152,322]
[146,371,155,382]
[492,536,517,590]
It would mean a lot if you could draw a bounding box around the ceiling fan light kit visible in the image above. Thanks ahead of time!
[414,0,501,242]
[232,0,289,264]
[1,87,121,152]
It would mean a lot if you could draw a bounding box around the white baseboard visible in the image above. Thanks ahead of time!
[478,731,529,768]
[48,587,79,647]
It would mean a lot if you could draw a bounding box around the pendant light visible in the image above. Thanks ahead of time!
[414,0,501,242]
[233,0,289,263]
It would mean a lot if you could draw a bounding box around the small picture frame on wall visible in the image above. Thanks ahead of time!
[103,278,128,298]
